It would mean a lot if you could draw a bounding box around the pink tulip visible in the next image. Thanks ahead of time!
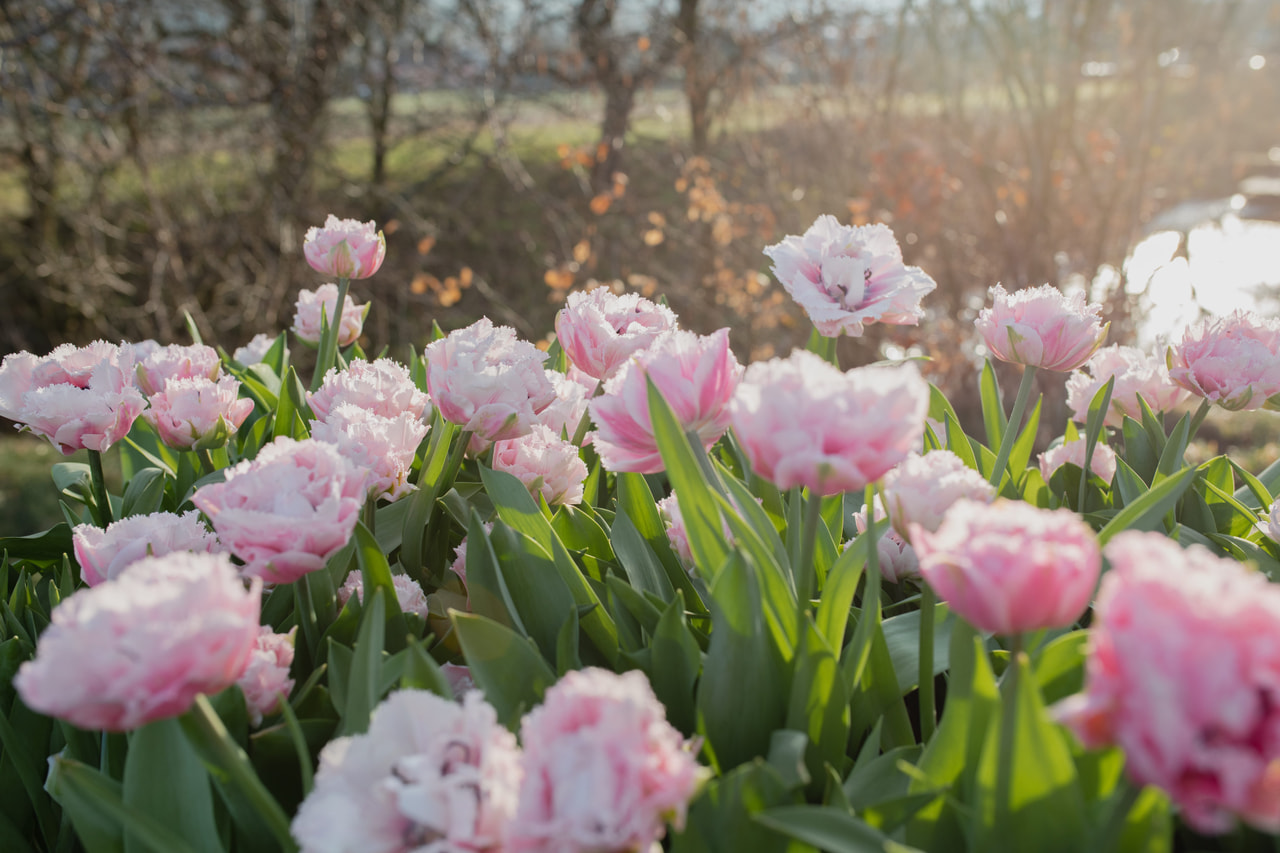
[589,328,741,474]
[852,498,920,583]
[1055,531,1280,834]
[730,349,927,495]
[510,668,706,853]
[881,450,995,540]
[1038,437,1117,484]
[0,342,146,454]
[555,287,678,381]
[1166,310,1280,411]
[448,522,494,590]
[292,283,368,347]
[143,375,255,450]
[1263,498,1280,543]
[1064,344,1190,427]
[232,333,284,366]
[336,571,430,619]
[73,510,222,587]
[975,284,1108,372]
[493,424,588,506]
[135,343,221,396]
[657,494,696,569]
[310,404,427,502]
[537,368,595,439]
[291,690,523,853]
[911,499,1101,635]
[763,216,936,338]
[192,437,367,584]
[303,215,386,280]
[238,627,296,727]
[14,552,261,731]
[424,318,556,443]
[308,357,432,423]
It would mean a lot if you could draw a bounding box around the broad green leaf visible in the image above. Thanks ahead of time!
[816,527,868,652]
[846,620,914,749]
[463,513,524,633]
[671,760,803,853]
[1154,411,1191,480]
[452,612,557,730]
[615,472,703,608]
[1120,416,1158,484]
[120,468,167,518]
[650,593,702,736]
[122,717,221,853]
[1097,467,1197,545]
[492,523,579,660]
[338,587,385,736]
[400,416,457,577]
[353,522,409,654]
[0,524,73,563]
[610,509,676,600]
[979,359,1006,449]
[1008,396,1042,483]
[1033,631,1088,705]
[755,805,923,853]
[399,637,455,698]
[48,756,200,853]
[882,605,953,694]
[786,616,851,788]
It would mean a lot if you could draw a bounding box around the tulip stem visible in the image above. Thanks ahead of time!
[1095,777,1144,852]
[989,365,1038,489]
[196,448,217,479]
[918,582,937,741]
[795,489,822,611]
[363,500,376,536]
[310,276,351,392]
[87,449,113,526]
[995,634,1024,835]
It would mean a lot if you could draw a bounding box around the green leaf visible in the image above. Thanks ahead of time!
[616,473,706,612]
[353,522,409,654]
[610,509,676,600]
[1230,457,1274,510]
[1097,466,1198,545]
[452,612,558,730]
[671,760,801,853]
[979,359,1006,449]
[120,468,167,518]
[815,528,868,651]
[1120,417,1158,484]
[491,523,577,660]
[47,756,198,853]
[786,616,851,789]
[882,605,953,694]
[1033,631,1088,705]
[338,587,386,736]
[400,417,456,577]
[754,805,923,853]
[650,593,702,736]
[122,718,221,853]
[1008,396,1042,483]
[0,524,73,563]
[1154,411,1191,480]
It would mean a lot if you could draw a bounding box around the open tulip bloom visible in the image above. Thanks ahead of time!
[6,212,1280,853]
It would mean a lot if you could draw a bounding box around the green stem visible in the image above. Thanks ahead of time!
[310,276,351,392]
[363,500,376,537]
[87,449,113,526]
[989,366,1038,489]
[995,634,1024,835]
[196,448,217,479]
[182,696,298,853]
[918,582,937,741]
[862,484,882,627]
[795,489,822,612]
[1095,776,1144,853]
[421,429,473,578]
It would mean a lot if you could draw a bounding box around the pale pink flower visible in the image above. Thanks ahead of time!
[310,404,427,502]
[0,342,147,454]
[135,343,222,396]
[291,690,523,853]
[1038,437,1117,484]
[763,216,936,338]
[192,437,367,584]
[309,358,432,423]
[73,509,222,587]
[975,284,1108,372]
[441,664,475,700]
[511,668,706,853]
[589,328,742,474]
[424,318,556,443]
[852,498,919,583]
[657,494,695,569]
[293,284,368,348]
[13,552,261,731]
[125,339,163,363]
[537,369,594,439]
[336,571,431,620]
[912,499,1101,635]
[881,450,995,540]
[1065,344,1190,427]
[143,375,255,451]
[238,626,296,727]
[1054,531,1280,834]
[448,522,494,589]
[233,333,284,366]
[554,288,678,381]
[1263,498,1280,543]
[730,349,927,496]
[1166,311,1280,411]
[303,215,386,280]
[492,424,588,506]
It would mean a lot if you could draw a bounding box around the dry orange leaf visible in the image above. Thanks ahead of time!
[647,211,666,227]
[572,240,592,263]
[637,35,651,52]
[589,194,612,215]
[383,219,401,235]
[595,142,611,163]
[544,268,575,290]
[459,266,473,287]
[643,229,664,246]
[417,235,436,256]
[410,272,433,295]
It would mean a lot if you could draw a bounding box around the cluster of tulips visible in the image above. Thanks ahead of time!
[0,210,1279,853]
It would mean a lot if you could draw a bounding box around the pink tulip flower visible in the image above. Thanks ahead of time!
[14,552,261,731]
[292,283,368,347]
[1065,344,1190,427]
[73,509,222,587]
[238,627,296,727]
[882,450,995,540]
[310,404,427,502]
[337,571,430,619]
[308,357,432,423]
[763,216,936,338]
[135,343,222,396]
[303,215,386,280]
[1038,437,1117,484]
[975,284,1108,372]
[143,375,255,450]
[493,424,588,506]
[1166,310,1280,411]
[554,287,678,381]
[852,497,920,583]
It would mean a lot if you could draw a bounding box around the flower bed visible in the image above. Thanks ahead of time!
[0,213,1279,852]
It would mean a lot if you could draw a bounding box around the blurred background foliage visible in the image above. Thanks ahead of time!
[1,0,1279,527]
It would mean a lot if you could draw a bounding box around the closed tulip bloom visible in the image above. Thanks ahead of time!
[493,424,588,506]
[730,349,927,496]
[912,499,1101,635]
[852,498,920,584]
[310,404,427,502]
[73,509,222,587]
[237,627,296,727]
[144,375,255,451]
[1166,311,1280,411]
[975,284,1108,372]
[763,216,936,338]
[303,215,386,280]
[589,328,741,474]
[292,283,368,347]
[14,552,261,731]
[881,450,995,540]
[1065,345,1190,427]
[135,343,222,396]
[424,318,556,443]
[232,333,285,367]
[291,690,523,853]
[554,287,678,381]
[510,668,706,853]
[1055,531,1280,834]
[192,437,367,584]
[1038,437,1117,484]
[337,571,430,620]
[309,358,432,423]
[0,342,146,454]
[537,368,594,439]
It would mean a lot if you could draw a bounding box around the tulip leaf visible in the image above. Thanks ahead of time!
[815,528,868,652]
[452,612,557,730]
[882,604,954,694]
[338,586,385,736]
[754,805,923,853]
[786,616,851,789]
[490,522,576,661]
[0,524,73,563]
[980,359,1006,449]
[616,472,706,612]
[119,468,167,519]
[671,760,801,853]
[463,513,524,633]
[47,755,196,853]
[353,521,408,653]
[121,717,221,853]
[610,508,675,600]
[1097,466,1197,545]
[649,592,702,736]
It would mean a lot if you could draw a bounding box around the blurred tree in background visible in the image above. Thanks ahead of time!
[1,0,1277,432]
